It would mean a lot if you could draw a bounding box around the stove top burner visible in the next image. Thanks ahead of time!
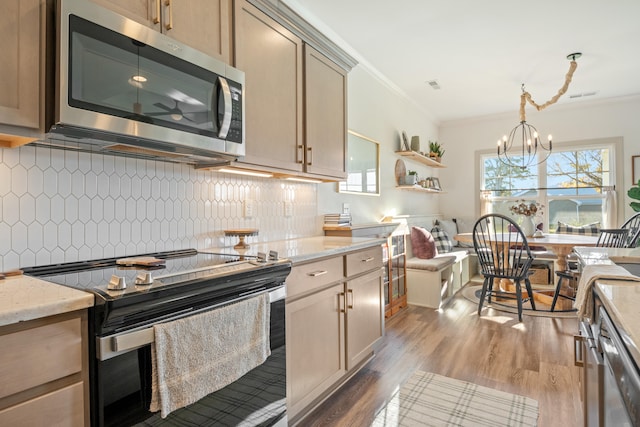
[22,249,287,300]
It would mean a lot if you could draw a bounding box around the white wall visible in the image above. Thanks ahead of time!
[317,65,441,222]
[439,95,640,224]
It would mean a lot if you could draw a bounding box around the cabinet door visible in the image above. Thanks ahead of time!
[163,0,231,62]
[90,0,232,63]
[0,0,41,129]
[89,0,157,29]
[234,0,303,172]
[346,269,384,369]
[304,45,347,178]
[286,283,346,418]
[0,382,85,426]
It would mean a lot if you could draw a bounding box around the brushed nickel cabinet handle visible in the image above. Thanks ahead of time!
[296,145,304,164]
[307,146,313,165]
[361,257,375,263]
[339,292,346,313]
[347,289,354,309]
[307,270,328,277]
[164,0,173,30]
[153,0,161,24]
[573,335,584,367]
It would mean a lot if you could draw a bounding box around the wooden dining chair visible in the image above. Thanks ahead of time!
[550,228,630,311]
[473,214,536,322]
[620,212,640,248]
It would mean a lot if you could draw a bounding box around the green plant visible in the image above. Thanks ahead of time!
[629,179,640,212]
[408,170,418,175]
[428,140,445,158]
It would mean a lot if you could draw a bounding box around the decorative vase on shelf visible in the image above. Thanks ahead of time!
[520,216,536,237]
[410,136,421,152]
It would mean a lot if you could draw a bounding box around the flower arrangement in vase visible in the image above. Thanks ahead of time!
[509,200,543,237]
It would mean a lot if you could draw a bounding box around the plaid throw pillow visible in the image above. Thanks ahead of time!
[556,221,600,236]
[431,226,453,253]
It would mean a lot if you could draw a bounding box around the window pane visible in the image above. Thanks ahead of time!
[548,198,603,231]
[546,148,610,192]
[483,157,538,195]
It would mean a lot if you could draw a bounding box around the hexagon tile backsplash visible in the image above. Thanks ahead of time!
[0,146,320,271]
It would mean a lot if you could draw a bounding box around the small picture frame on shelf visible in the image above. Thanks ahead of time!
[430,177,441,191]
[400,131,410,151]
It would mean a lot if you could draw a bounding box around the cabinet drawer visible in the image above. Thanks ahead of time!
[0,382,84,426]
[287,256,344,298]
[346,246,383,277]
[0,318,82,399]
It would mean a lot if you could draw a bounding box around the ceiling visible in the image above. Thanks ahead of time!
[285,0,640,123]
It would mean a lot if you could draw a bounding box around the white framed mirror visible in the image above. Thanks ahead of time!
[338,130,380,195]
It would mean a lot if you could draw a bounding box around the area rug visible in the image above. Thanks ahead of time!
[372,371,538,427]
[460,284,577,318]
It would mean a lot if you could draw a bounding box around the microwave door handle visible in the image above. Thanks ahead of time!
[217,77,232,139]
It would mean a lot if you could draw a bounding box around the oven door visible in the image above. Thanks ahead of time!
[92,286,286,427]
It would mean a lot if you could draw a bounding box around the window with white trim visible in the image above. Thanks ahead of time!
[480,142,615,232]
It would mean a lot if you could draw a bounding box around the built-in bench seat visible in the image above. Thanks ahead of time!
[406,249,471,308]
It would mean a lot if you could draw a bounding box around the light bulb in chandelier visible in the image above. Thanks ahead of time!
[497,53,579,170]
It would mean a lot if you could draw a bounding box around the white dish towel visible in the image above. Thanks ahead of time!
[150,292,271,418]
[574,264,640,320]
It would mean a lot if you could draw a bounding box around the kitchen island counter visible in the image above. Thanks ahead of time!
[0,274,94,327]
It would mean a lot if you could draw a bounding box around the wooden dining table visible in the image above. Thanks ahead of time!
[455,232,600,308]
[454,232,599,272]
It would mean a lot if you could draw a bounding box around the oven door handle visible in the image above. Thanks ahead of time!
[113,328,155,353]
[99,285,285,360]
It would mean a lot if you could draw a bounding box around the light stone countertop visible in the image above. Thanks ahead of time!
[0,236,382,329]
[202,235,386,264]
[573,246,640,265]
[574,246,640,368]
[0,274,94,328]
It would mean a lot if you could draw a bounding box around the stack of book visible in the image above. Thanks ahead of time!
[324,213,352,226]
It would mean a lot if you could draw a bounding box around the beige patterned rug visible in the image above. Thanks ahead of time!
[372,371,539,426]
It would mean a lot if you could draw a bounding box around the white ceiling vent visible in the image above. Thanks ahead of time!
[569,91,598,99]
[426,80,441,90]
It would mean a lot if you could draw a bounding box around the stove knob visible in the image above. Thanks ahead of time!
[135,272,153,286]
[108,275,127,290]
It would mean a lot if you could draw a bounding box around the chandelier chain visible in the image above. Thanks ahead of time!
[519,60,579,122]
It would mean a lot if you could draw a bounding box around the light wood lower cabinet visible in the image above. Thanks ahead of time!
[286,246,384,423]
[346,270,384,369]
[0,310,89,426]
[286,283,346,418]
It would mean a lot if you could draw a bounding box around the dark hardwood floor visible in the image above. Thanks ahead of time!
[299,289,583,426]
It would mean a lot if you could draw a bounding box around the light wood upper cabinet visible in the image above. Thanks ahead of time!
[234,0,348,180]
[0,0,42,130]
[234,0,304,173]
[304,45,348,179]
[90,0,232,63]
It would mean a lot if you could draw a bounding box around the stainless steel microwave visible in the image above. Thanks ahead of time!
[50,0,245,163]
